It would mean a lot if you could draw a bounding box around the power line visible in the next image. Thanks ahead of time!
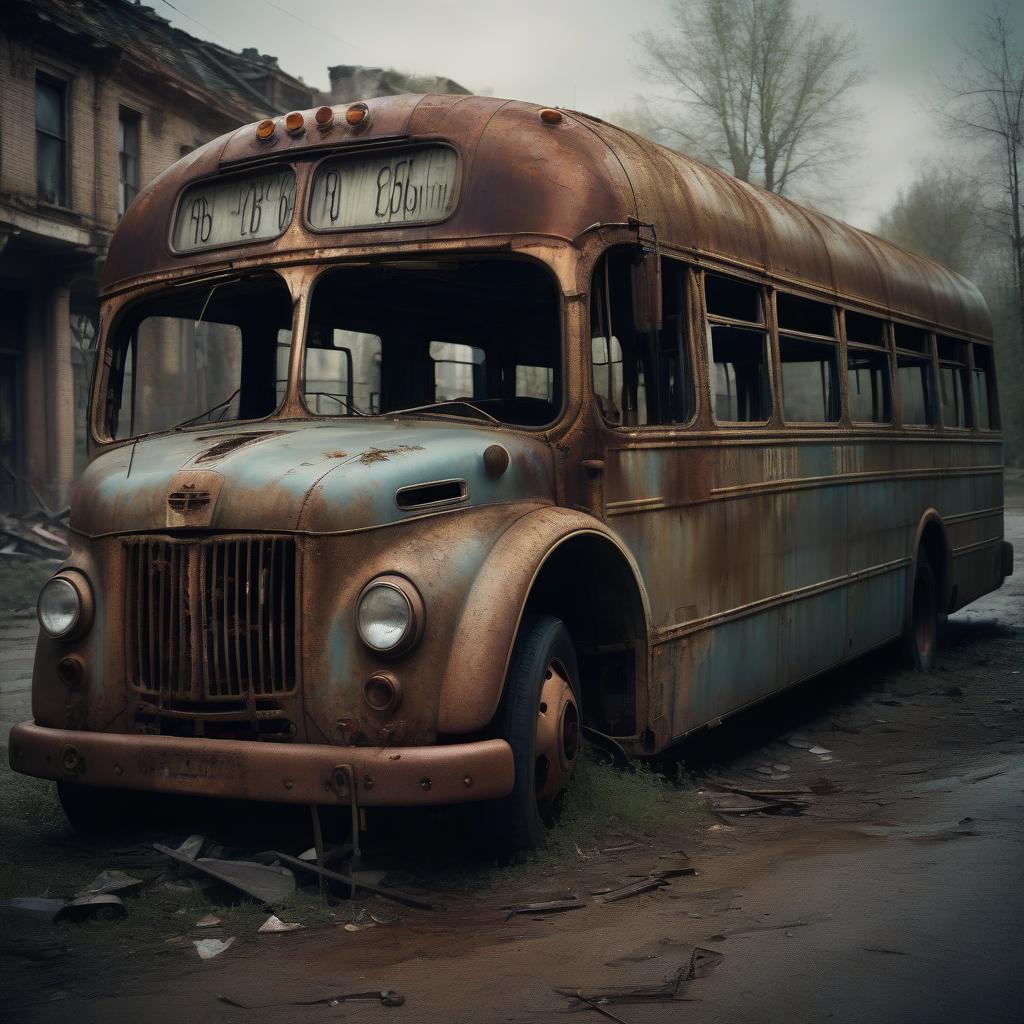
[157,0,231,46]
[258,0,369,56]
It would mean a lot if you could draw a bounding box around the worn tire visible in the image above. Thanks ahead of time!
[902,549,938,673]
[480,614,581,854]
[57,782,146,835]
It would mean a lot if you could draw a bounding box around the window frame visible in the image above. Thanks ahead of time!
[842,308,894,427]
[705,270,773,427]
[35,71,70,208]
[118,106,142,218]
[969,341,1000,432]
[892,319,939,429]
[775,292,841,426]
[936,335,973,431]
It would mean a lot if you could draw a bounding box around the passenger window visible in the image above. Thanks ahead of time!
[937,336,971,428]
[777,294,838,422]
[895,325,936,426]
[305,328,382,415]
[705,273,770,423]
[971,343,998,430]
[430,341,485,401]
[590,248,694,426]
[845,311,892,424]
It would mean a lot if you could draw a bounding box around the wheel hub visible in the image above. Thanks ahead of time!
[534,661,580,806]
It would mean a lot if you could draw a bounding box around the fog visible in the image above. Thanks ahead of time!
[159,0,992,230]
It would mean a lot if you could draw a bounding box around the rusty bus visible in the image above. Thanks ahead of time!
[9,95,1014,851]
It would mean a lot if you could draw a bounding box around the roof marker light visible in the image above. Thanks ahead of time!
[345,102,370,127]
[284,111,305,136]
[256,118,276,140]
[314,105,335,130]
[539,108,563,125]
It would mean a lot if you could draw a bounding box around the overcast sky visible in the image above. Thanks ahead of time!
[157,0,992,230]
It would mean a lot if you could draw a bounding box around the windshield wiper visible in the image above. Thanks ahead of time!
[172,389,241,431]
[387,400,499,423]
[306,392,366,416]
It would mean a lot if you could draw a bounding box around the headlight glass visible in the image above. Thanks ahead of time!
[38,577,82,638]
[356,580,417,653]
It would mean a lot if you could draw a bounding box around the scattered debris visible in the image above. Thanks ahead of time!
[648,867,697,880]
[154,843,295,904]
[344,922,374,932]
[370,910,401,926]
[502,898,585,921]
[196,914,221,928]
[271,850,439,911]
[594,878,668,904]
[258,914,304,934]
[219,989,405,1009]
[601,841,643,854]
[297,847,318,862]
[176,835,205,860]
[194,937,235,960]
[706,776,812,798]
[786,738,812,749]
[1,898,66,922]
[75,870,144,898]
[0,508,69,559]
[571,991,631,1023]
[808,745,832,755]
[57,895,127,922]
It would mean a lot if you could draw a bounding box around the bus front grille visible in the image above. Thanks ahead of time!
[126,537,297,700]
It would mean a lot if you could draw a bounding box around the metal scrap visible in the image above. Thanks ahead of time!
[502,897,585,921]
[219,989,405,1009]
[594,878,668,904]
[194,937,235,960]
[57,894,127,922]
[257,914,304,934]
[153,843,295,904]
[74,870,144,898]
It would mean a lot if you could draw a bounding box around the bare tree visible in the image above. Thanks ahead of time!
[874,168,984,276]
[941,4,1024,331]
[635,0,862,196]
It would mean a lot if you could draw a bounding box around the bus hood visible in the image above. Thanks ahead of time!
[71,420,556,537]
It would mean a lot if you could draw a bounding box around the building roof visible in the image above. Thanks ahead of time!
[3,0,315,123]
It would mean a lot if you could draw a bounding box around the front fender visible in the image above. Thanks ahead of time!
[436,506,651,734]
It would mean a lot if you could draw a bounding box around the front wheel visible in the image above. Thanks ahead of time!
[481,614,581,853]
[902,549,938,672]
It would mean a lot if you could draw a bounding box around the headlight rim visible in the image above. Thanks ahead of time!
[355,574,424,658]
[37,570,93,641]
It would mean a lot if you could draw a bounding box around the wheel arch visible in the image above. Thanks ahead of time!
[908,509,952,625]
[436,506,651,735]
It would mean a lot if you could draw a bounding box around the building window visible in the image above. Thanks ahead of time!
[36,74,68,206]
[118,109,141,216]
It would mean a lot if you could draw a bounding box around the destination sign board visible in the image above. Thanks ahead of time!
[172,169,296,253]
[308,146,458,230]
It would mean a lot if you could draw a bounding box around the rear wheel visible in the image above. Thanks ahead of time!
[902,549,938,672]
[481,614,581,853]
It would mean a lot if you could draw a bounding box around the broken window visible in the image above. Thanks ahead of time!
[106,274,292,439]
[304,257,561,426]
[705,273,770,423]
[971,343,998,430]
[937,336,971,429]
[590,249,694,427]
[845,311,892,424]
[777,294,838,422]
[36,74,67,206]
[894,324,936,426]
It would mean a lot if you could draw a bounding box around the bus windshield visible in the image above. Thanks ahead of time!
[303,257,562,427]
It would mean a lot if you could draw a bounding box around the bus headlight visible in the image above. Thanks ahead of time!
[37,571,93,640]
[356,575,423,656]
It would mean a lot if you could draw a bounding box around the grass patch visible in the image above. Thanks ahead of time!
[0,559,54,613]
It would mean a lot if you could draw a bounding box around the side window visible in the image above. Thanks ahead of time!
[777,293,839,423]
[706,273,770,422]
[937,336,971,429]
[305,326,382,415]
[845,311,892,424]
[894,324,936,426]
[590,248,694,426]
[515,365,554,402]
[430,341,485,401]
[971,343,998,430]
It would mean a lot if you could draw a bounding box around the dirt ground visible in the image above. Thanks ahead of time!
[1,485,1022,1024]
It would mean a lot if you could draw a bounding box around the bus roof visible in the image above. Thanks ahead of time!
[103,93,991,340]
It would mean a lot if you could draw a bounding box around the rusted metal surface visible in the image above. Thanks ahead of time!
[12,91,1010,822]
[8,722,514,806]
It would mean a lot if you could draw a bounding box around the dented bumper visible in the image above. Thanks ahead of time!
[8,721,514,807]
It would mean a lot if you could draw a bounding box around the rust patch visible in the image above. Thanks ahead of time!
[194,431,287,464]
[358,445,424,466]
[324,450,349,459]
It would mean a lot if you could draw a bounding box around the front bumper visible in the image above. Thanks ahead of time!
[8,722,514,807]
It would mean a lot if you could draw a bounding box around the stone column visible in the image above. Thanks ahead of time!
[46,278,74,508]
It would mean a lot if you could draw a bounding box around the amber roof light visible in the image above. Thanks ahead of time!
[539,108,563,125]
[345,102,370,126]
[255,118,276,140]
[284,111,305,136]
[314,105,335,130]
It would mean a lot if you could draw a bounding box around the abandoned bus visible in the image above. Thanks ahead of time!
[10,95,1013,850]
